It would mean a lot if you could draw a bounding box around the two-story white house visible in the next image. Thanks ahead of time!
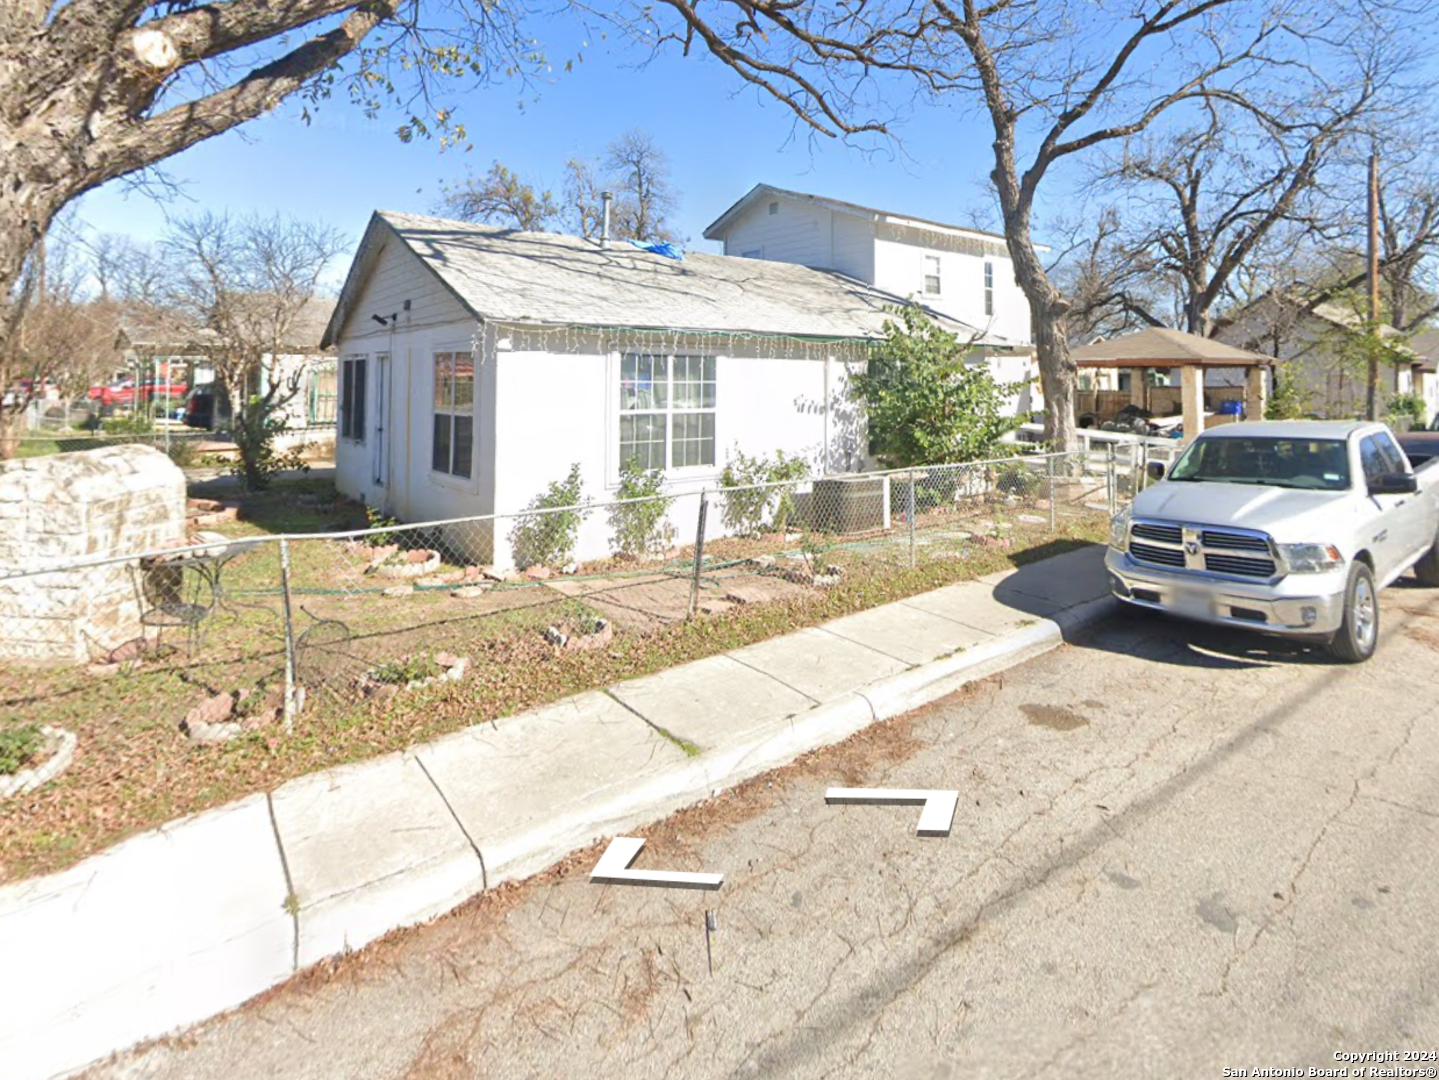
[703,184,1041,412]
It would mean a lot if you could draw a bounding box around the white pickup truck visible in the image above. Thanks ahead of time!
[1105,420,1439,662]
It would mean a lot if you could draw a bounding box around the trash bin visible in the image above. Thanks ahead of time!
[812,475,888,534]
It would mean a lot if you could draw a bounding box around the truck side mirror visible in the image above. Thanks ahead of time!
[1370,471,1418,496]
[1146,461,1166,482]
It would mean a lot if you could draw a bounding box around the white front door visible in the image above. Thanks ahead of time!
[372,353,390,489]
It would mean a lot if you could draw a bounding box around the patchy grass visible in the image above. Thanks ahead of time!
[0,496,1106,883]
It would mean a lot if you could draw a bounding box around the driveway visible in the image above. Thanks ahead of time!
[92,585,1439,1080]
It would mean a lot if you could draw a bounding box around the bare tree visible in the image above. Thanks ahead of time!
[564,158,606,240]
[439,162,561,231]
[645,0,1426,449]
[0,1,544,368]
[603,129,679,242]
[165,212,347,489]
[0,220,123,454]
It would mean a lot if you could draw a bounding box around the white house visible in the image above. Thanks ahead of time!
[704,184,1042,409]
[320,210,1022,569]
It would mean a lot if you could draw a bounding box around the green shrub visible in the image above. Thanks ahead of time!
[719,449,810,536]
[364,506,400,546]
[1387,391,1427,428]
[510,463,591,569]
[100,413,154,436]
[0,723,42,775]
[609,457,676,557]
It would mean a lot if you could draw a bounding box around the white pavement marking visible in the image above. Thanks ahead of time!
[824,787,961,837]
[589,837,724,891]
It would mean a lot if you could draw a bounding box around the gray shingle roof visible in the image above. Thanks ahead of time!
[326,211,1007,348]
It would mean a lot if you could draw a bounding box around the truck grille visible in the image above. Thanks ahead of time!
[1132,523,1182,545]
[1127,518,1277,580]
[1130,541,1186,567]
[1203,553,1276,577]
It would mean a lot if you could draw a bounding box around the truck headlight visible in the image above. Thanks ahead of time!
[1108,506,1131,552]
[1276,543,1343,574]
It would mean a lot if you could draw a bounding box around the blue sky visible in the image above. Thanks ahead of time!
[73,22,1010,284]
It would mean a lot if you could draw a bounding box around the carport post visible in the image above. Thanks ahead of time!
[1106,445,1117,516]
[1181,363,1203,446]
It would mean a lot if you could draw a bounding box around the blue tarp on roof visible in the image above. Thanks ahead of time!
[628,239,684,261]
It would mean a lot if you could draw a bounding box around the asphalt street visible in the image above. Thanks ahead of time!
[92,585,1439,1080]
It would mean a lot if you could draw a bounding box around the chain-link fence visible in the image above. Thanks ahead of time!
[0,448,1132,729]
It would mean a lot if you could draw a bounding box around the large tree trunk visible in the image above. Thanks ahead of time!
[1030,298,1078,452]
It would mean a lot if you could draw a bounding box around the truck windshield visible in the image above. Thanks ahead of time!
[1167,437,1351,490]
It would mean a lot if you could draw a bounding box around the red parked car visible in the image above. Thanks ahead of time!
[88,378,188,407]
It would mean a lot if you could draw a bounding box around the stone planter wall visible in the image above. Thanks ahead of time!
[0,446,187,665]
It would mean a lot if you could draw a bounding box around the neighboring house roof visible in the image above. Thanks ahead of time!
[1071,327,1271,368]
[116,308,220,353]
[116,297,337,355]
[701,183,1050,251]
[1406,328,1439,372]
[322,211,1014,350]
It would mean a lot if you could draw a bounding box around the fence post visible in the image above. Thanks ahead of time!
[1106,444,1117,516]
[1046,454,1055,535]
[907,470,917,569]
[687,490,709,620]
[279,538,298,735]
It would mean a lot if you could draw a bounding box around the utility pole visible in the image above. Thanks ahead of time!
[1365,149,1382,421]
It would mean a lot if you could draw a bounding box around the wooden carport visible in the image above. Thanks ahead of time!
[1070,328,1273,444]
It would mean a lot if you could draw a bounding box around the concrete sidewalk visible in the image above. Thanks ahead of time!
[0,545,1116,1080]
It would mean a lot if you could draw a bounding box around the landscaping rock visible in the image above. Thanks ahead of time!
[1018,514,1046,524]
[184,692,235,728]
[524,565,553,581]
[86,662,122,679]
[544,626,568,647]
[186,497,224,513]
[451,585,489,599]
[750,554,777,570]
[193,508,239,527]
[103,636,157,665]
[381,585,414,598]
[373,549,441,579]
[241,707,281,731]
[0,726,77,800]
[564,620,613,652]
[699,599,735,616]
[560,562,578,575]
[183,719,242,746]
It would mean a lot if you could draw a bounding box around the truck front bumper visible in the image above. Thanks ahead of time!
[1104,548,1347,638]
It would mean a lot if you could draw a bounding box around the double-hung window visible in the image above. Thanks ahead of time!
[923,255,942,296]
[339,355,366,441]
[984,261,995,317]
[432,351,474,479]
[308,360,338,426]
[618,353,716,472]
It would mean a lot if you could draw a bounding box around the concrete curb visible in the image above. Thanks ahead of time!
[1,570,1117,1080]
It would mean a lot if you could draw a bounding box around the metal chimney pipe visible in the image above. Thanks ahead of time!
[601,191,613,247]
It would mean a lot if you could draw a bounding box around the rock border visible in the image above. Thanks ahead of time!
[0,726,76,800]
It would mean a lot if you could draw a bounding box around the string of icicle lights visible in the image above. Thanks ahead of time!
[470,323,886,365]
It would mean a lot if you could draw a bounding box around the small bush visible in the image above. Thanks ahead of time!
[100,414,154,436]
[364,506,400,546]
[510,463,591,569]
[1388,391,1427,428]
[719,449,810,536]
[0,724,42,775]
[369,655,443,685]
[609,457,676,557]
[995,463,1041,498]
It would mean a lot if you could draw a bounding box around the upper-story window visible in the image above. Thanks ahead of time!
[923,255,941,296]
[768,201,779,215]
[742,248,763,259]
[984,261,995,316]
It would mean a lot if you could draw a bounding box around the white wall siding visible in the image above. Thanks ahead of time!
[719,197,837,269]
[486,329,868,569]
[871,226,1029,345]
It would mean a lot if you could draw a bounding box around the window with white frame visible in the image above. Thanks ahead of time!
[984,261,995,317]
[618,353,716,471]
[307,360,338,426]
[923,255,942,295]
[431,351,474,478]
[339,355,366,441]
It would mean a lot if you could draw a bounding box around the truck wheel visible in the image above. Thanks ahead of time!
[1414,528,1439,586]
[1329,562,1379,663]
